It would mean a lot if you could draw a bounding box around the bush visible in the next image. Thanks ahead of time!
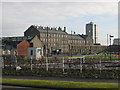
[2,67,119,79]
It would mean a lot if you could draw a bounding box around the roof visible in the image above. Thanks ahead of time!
[114,38,120,40]
[68,34,84,40]
[2,36,33,42]
[79,34,88,39]
[32,25,68,34]
[2,36,38,49]
[17,40,30,47]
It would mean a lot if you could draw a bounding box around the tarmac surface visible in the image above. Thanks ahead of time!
[2,85,115,90]
[2,85,52,90]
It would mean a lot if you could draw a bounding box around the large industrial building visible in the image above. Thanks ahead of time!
[2,22,107,56]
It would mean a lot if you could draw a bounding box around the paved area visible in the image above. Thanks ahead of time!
[2,85,53,90]
[2,85,113,90]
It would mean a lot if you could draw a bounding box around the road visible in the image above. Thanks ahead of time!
[2,85,52,90]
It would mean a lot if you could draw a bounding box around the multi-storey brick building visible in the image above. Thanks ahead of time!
[24,25,69,54]
[24,24,106,55]
[2,22,107,56]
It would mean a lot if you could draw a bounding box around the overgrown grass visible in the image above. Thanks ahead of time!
[48,54,120,60]
[2,78,119,89]
[66,54,120,59]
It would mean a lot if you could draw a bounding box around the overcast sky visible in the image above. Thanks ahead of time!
[1,0,119,45]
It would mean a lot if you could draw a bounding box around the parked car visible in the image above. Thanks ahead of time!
[116,52,120,55]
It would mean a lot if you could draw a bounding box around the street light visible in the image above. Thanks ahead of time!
[70,31,76,57]
[46,26,49,71]
[71,31,72,57]
[107,34,109,52]
[109,35,114,60]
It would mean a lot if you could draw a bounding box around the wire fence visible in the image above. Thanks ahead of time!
[1,55,120,72]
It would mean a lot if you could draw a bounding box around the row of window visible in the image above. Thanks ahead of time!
[48,43,68,47]
[41,38,91,46]
[40,33,92,45]
[40,33,67,38]
[41,38,68,44]
[68,40,85,44]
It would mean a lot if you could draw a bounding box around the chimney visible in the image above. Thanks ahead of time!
[58,27,62,31]
[63,27,66,32]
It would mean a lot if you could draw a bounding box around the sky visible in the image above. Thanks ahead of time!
[1,0,119,45]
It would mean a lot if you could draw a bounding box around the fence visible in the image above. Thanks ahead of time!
[2,55,120,72]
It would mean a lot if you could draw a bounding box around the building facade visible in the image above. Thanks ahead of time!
[24,25,69,54]
[17,35,43,56]
[86,22,98,44]
[113,38,120,45]
[24,24,105,55]
[2,22,107,56]
[17,40,30,56]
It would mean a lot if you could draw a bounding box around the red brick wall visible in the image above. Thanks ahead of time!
[17,40,30,56]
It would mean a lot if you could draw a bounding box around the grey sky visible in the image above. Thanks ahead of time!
[1,0,118,45]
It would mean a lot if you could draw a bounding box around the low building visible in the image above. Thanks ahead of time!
[113,38,120,45]
[17,40,30,56]
[28,47,43,60]
[17,35,44,57]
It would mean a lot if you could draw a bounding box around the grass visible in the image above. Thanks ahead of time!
[48,54,120,59]
[2,78,119,89]
[48,54,120,63]
[68,54,120,58]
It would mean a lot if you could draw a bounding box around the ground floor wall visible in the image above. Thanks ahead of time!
[46,45,107,55]
[67,45,107,55]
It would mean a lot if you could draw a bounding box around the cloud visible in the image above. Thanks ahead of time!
[2,2,118,24]
[2,2,118,45]
[3,2,118,17]
[1,0,119,2]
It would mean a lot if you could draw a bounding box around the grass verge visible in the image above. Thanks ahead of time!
[2,78,119,89]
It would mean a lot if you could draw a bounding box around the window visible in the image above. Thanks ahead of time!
[30,43,33,47]
[30,50,33,55]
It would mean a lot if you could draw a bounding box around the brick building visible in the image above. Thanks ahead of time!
[17,35,43,56]
[24,25,69,54]
[24,23,106,55]
[2,22,107,56]
[17,40,30,56]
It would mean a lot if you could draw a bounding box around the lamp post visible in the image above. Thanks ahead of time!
[107,34,109,52]
[71,31,72,57]
[109,35,114,60]
[46,26,48,71]
[107,34,109,46]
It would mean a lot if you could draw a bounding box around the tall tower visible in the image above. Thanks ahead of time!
[86,22,98,44]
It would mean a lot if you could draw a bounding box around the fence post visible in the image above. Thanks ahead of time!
[80,57,82,73]
[62,57,64,73]
[30,57,33,71]
[99,58,101,73]
[15,55,17,71]
[1,57,4,69]
[83,56,85,63]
